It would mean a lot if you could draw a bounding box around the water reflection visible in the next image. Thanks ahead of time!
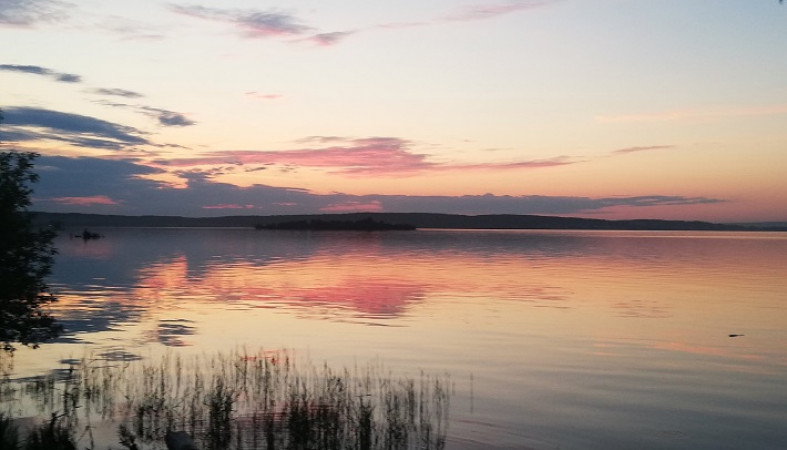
[49,229,582,344]
[6,229,787,449]
[612,298,672,319]
[152,319,196,347]
[48,229,787,348]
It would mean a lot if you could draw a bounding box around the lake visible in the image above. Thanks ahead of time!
[4,228,787,449]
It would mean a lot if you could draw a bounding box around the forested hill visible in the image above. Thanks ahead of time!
[30,211,779,231]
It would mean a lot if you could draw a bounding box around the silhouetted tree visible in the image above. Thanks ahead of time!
[0,112,61,351]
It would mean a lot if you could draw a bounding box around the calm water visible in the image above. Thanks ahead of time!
[6,228,787,449]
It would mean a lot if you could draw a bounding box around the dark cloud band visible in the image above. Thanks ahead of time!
[0,64,81,83]
[0,0,68,25]
[2,106,149,149]
[171,4,311,37]
[31,155,723,217]
[91,88,144,98]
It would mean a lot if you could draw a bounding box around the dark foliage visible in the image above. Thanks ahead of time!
[32,211,759,231]
[0,148,61,350]
[23,414,76,450]
[0,412,20,449]
[257,217,416,231]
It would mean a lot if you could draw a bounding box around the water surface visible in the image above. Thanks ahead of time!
[6,228,787,449]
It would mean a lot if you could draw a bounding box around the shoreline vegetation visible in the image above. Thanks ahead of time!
[256,218,416,231]
[70,229,103,240]
[0,349,450,450]
[30,211,787,231]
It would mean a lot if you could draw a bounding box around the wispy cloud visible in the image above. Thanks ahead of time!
[170,4,311,38]
[48,195,119,206]
[94,16,166,41]
[91,88,144,98]
[170,1,551,47]
[0,64,81,82]
[303,31,355,46]
[597,105,787,124]
[375,194,722,216]
[158,136,575,176]
[98,101,196,127]
[612,145,675,155]
[141,107,196,127]
[375,0,557,31]
[596,195,720,208]
[202,203,258,210]
[170,4,355,47]
[245,91,283,101]
[159,137,430,174]
[298,136,346,144]
[0,0,69,26]
[443,157,573,172]
[444,0,558,22]
[2,106,150,149]
[319,201,384,213]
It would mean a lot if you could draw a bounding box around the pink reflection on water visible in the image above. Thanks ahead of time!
[128,250,571,323]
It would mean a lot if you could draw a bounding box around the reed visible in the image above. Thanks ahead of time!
[1,349,451,450]
[0,412,20,450]
[0,412,78,450]
[24,414,76,450]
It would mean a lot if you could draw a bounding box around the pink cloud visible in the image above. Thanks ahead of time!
[245,91,283,100]
[202,204,259,210]
[170,1,558,52]
[371,1,556,33]
[48,195,118,206]
[445,1,558,21]
[162,137,432,174]
[613,145,675,155]
[336,156,575,176]
[159,136,576,177]
[319,201,384,213]
[303,31,355,46]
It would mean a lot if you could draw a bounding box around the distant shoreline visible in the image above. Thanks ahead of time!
[30,211,787,232]
[256,217,416,231]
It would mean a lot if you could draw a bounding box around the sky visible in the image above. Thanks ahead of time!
[2,0,786,223]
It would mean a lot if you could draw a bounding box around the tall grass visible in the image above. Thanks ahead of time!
[0,412,78,450]
[0,349,451,450]
[0,412,20,449]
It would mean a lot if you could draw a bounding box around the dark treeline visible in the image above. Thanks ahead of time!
[31,211,786,231]
[257,217,415,231]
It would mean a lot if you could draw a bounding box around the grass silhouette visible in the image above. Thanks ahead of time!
[1,349,450,449]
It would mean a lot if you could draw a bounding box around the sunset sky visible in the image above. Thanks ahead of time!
[2,0,786,222]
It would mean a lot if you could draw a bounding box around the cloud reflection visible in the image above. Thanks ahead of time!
[47,229,576,347]
[152,319,196,347]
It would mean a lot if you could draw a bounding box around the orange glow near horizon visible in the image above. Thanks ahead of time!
[2,0,785,223]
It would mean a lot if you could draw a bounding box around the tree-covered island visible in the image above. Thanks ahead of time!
[256,217,416,231]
